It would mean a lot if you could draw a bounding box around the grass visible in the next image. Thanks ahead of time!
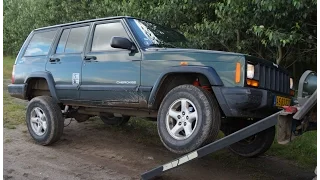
[268,131,317,169]
[2,56,317,169]
[4,56,26,129]
[4,139,13,143]
[3,87,26,129]
[90,116,162,146]
[4,56,14,79]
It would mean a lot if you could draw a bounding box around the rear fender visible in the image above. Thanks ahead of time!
[25,71,59,102]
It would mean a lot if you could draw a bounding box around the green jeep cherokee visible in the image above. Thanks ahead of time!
[8,16,294,157]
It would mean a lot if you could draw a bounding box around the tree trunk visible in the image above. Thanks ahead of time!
[259,45,263,58]
[236,29,240,52]
[276,46,282,65]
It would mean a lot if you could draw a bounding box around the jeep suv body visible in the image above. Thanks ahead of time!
[8,16,294,156]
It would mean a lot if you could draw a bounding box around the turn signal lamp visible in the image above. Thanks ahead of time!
[247,79,259,87]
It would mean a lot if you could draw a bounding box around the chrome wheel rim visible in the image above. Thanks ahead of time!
[30,107,47,136]
[165,98,198,140]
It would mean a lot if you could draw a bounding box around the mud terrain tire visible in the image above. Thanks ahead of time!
[157,84,221,154]
[26,96,64,145]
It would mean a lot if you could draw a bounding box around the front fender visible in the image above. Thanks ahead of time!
[147,66,223,108]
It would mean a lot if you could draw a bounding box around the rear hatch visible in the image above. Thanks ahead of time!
[245,55,291,95]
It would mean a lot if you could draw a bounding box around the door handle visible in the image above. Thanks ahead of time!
[49,58,60,62]
[84,56,97,61]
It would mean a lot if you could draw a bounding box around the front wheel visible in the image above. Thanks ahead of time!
[223,125,275,157]
[157,85,221,154]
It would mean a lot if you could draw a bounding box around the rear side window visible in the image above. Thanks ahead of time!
[91,22,129,51]
[24,30,57,56]
[56,26,89,54]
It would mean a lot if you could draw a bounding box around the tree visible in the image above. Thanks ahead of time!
[211,0,317,65]
[4,0,317,75]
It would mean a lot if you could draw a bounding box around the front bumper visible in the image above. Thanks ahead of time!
[212,86,293,118]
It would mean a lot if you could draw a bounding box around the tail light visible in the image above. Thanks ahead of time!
[11,65,15,84]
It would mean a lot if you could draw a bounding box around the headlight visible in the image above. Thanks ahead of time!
[247,64,255,79]
[290,78,293,89]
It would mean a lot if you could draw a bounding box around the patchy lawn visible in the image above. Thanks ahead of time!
[4,56,15,79]
[267,131,317,169]
[3,82,26,129]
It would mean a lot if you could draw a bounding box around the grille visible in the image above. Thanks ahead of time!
[258,64,290,94]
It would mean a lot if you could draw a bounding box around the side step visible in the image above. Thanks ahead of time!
[141,112,280,180]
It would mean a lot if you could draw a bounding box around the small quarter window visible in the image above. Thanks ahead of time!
[24,30,57,56]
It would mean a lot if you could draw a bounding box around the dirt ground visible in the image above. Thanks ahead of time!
[3,117,315,180]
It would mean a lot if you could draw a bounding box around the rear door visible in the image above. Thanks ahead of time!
[46,23,91,100]
[80,19,141,105]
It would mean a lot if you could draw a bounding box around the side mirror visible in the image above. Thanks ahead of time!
[111,36,135,51]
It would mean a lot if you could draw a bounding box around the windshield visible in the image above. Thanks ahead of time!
[127,18,189,48]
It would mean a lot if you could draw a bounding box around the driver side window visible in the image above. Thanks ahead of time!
[91,22,129,52]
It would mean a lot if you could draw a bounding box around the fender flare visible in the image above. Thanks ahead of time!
[24,71,59,102]
[147,66,223,108]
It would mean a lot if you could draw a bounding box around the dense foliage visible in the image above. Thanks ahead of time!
[4,0,317,76]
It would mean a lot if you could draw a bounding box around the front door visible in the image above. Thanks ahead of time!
[46,24,90,100]
[80,20,141,105]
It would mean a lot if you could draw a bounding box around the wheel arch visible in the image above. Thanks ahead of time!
[24,72,59,102]
[148,66,224,110]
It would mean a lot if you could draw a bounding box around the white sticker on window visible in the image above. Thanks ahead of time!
[72,73,80,85]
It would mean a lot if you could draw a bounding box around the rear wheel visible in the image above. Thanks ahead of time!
[157,84,221,154]
[26,96,64,145]
[223,125,275,157]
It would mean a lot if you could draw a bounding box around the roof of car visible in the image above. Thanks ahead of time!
[34,16,133,31]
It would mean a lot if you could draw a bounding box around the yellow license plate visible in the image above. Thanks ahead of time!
[275,96,291,107]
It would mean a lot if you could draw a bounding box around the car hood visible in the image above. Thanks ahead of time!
[145,47,244,56]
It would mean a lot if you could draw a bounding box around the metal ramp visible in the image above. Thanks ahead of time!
[141,70,316,180]
[141,112,280,179]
